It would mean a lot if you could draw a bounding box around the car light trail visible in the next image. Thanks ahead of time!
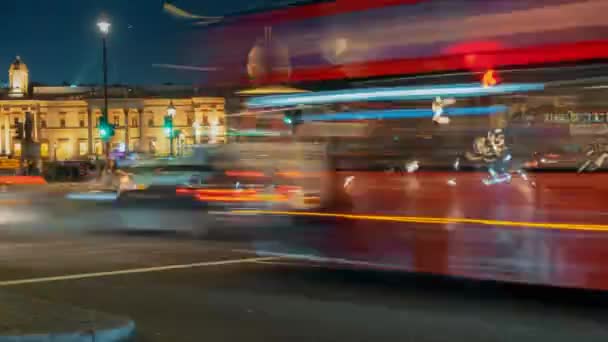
[231,210,608,232]
[246,83,544,108]
[301,105,507,121]
[0,176,47,185]
[65,192,118,201]
[197,194,288,202]
[225,170,267,178]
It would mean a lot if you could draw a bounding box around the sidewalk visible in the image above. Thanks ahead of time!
[0,290,135,341]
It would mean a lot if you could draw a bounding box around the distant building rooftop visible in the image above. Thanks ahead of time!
[0,56,220,101]
[26,84,209,100]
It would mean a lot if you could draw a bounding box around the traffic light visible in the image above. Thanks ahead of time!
[163,115,173,137]
[99,116,115,141]
[482,69,499,87]
[283,110,302,126]
[14,121,24,140]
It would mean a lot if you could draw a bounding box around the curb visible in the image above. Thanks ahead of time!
[0,291,136,342]
[0,320,135,342]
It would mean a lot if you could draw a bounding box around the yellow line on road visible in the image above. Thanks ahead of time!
[0,256,279,287]
[0,199,30,206]
[232,210,608,232]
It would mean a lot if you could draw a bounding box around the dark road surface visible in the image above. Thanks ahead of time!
[2,174,608,341]
[0,231,606,341]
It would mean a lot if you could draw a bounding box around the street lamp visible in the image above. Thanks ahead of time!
[167,101,176,157]
[97,17,111,161]
[97,20,110,35]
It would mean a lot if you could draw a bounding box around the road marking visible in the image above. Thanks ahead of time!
[253,260,324,268]
[0,256,279,287]
[232,210,608,232]
[239,249,408,270]
[0,199,30,205]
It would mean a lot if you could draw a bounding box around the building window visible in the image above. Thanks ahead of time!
[187,115,193,126]
[79,141,87,156]
[13,117,19,126]
[147,117,154,127]
[94,141,103,155]
[40,119,47,128]
[79,119,85,128]
[60,118,66,128]
[131,118,138,127]
[40,142,49,158]
[113,115,120,126]
[219,117,225,125]
[13,143,22,156]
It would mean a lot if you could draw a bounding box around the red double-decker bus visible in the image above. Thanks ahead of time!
[184,0,608,291]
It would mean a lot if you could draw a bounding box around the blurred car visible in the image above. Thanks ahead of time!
[114,152,155,169]
[114,143,344,237]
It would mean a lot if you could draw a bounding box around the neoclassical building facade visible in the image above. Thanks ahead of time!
[0,57,226,160]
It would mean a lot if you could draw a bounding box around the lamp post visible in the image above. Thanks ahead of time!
[97,17,111,161]
[167,101,176,157]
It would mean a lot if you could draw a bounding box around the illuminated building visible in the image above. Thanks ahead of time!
[0,57,225,160]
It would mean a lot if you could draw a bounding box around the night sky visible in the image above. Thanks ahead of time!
[0,0,267,86]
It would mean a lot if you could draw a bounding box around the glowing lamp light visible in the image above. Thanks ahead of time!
[97,20,111,35]
[167,101,177,117]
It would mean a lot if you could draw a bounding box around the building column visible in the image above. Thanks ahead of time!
[0,116,3,154]
[138,109,144,152]
[87,109,93,155]
[124,108,129,153]
[194,108,203,144]
[4,114,10,155]
[32,110,38,141]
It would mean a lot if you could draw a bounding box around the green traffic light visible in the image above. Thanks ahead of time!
[284,117,293,125]
[163,115,174,137]
[98,116,114,141]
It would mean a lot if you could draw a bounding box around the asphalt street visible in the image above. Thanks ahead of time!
[2,179,608,341]
[0,230,606,341]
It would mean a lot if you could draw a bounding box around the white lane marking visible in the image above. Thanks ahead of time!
[0,256,279,287]
[253,260,324,268]
[234,249,408,270]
